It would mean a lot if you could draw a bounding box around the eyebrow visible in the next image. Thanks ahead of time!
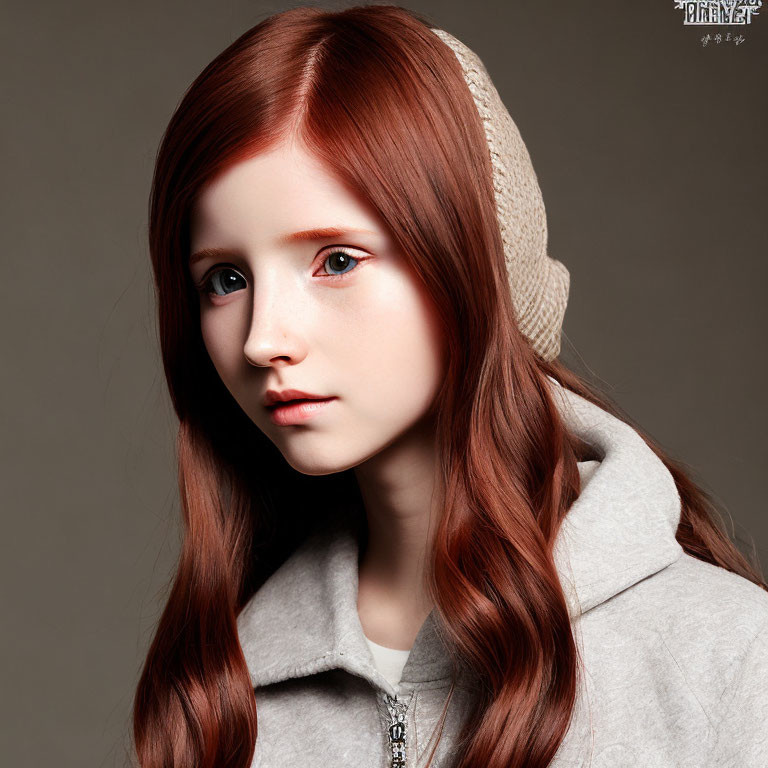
[189,226,377,265]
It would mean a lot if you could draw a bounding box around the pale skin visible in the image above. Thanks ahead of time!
[189,137,447,650]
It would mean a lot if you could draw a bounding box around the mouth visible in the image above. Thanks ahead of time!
[267,397,326,409]
[266,396,338,426]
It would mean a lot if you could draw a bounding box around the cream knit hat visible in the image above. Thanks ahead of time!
[430,27,570,361]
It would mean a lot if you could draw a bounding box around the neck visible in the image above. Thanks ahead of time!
[353,415,440,649]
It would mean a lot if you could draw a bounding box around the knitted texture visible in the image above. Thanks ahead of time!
[430,28,570,361]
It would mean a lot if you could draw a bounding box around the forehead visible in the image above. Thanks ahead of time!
[190,142,383,248]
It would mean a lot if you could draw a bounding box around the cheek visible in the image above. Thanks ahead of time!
[200,307,244,386]
[344,272,445,420]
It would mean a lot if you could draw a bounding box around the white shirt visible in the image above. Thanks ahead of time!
[364,634,412,689]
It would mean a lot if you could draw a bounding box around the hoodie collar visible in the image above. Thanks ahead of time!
[547,380,683,616]
[237,380,683,694]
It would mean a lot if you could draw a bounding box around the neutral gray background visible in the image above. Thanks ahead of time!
[1,1,765,765]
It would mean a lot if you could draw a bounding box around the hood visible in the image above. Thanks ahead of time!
[236,379,684,694]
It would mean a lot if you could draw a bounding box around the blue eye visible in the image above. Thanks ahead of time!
[196,248,365,298]
[321,249,359,277]
[201,267,247,296]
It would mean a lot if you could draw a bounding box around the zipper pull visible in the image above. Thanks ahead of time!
[384,692,409,767]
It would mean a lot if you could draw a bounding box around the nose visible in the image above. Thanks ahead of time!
[242,276,308,368]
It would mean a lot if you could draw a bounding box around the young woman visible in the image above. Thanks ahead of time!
[131,5,768,767]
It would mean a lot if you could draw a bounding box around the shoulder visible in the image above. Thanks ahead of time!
[582,551,768,667]
[642,550,768,622]
[577,552,768,736]
[584,550,768,636]
[653,553,768,763]
[629,551,768,646]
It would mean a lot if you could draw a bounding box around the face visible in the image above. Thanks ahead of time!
[189,139,447,475]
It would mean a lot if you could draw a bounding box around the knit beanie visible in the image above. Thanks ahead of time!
[430,28,570,362]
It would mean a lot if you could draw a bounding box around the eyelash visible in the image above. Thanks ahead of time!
[194,246,366,296]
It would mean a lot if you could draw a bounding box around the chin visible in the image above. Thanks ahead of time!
[278,444,366,477]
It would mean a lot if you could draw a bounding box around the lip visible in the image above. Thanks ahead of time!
[267,396,338,426]
[264,388,330,407]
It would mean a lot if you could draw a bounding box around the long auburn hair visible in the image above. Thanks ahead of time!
[132,5,767,767]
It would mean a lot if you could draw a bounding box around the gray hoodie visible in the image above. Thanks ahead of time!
[237,381,768,767]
